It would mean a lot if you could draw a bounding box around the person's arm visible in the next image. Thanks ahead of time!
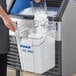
[0,5,16,32]
[34,0,41,3]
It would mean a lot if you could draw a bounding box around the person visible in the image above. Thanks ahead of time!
[0,0,41,76]
[11,0,42,14]
[0,0,16,76]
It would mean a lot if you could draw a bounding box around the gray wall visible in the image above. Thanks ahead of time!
[61,0,76,76]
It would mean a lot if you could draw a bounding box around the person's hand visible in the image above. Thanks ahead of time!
[34,0,41,3]
[3,16,16,32]
[0,5,16,32]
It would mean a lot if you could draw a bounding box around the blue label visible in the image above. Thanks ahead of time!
[20,45,33,53]
[20,45,31,49]
[27,50,33,53]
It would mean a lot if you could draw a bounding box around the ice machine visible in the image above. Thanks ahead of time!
[7,0,76,76]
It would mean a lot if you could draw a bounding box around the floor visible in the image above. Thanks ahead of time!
[7,68,16,76]
[7,68,76,76]
[7,68,44,76]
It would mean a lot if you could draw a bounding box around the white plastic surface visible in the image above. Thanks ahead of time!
[17,26,55,74]
[19,37,55,74]
[15,7,56,74]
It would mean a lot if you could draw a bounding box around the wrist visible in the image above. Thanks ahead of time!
[0,5,6,19]
[0,5,8,21]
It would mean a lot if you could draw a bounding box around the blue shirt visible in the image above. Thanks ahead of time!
[11,0,45,14]
[11,0,32,14]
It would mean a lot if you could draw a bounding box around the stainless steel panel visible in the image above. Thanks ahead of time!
[61,0,76,76]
